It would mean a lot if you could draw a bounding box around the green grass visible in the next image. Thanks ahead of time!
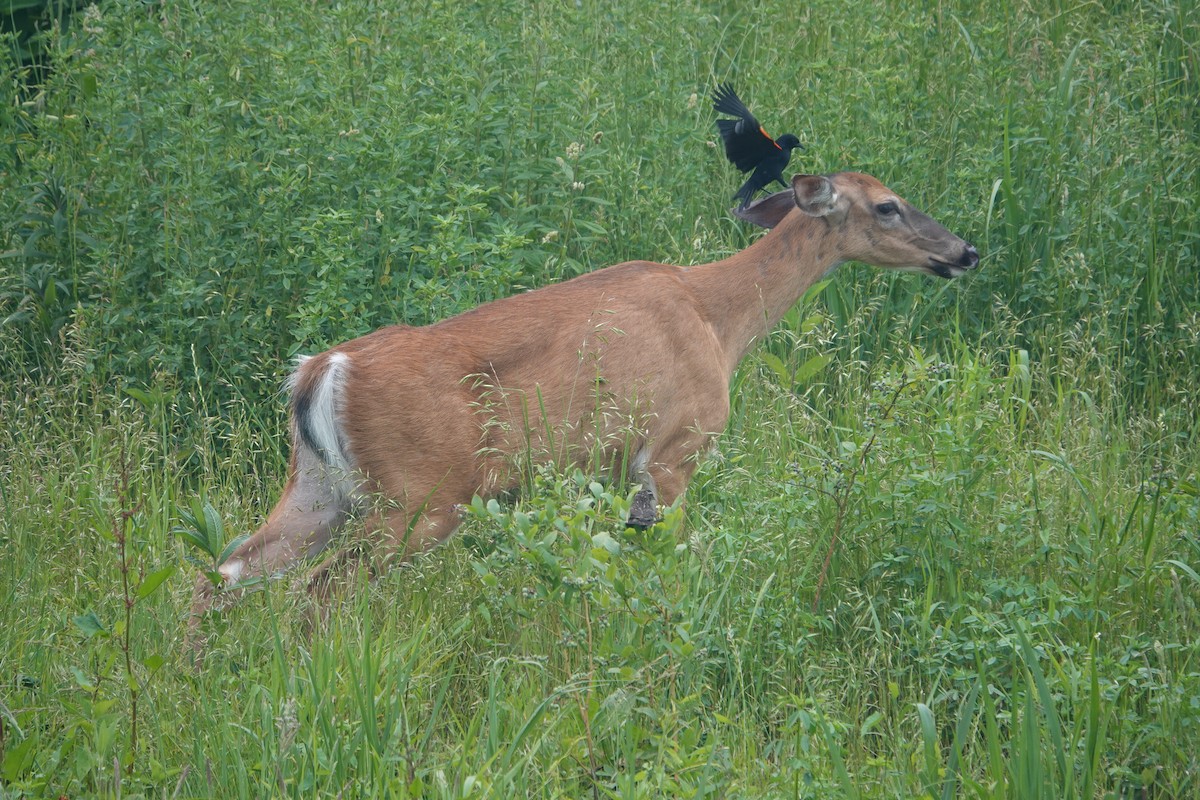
[2,0,1199,797]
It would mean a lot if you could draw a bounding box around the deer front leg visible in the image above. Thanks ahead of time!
[627,486,660,529]
[625,429,712,529]
[626,444,661,529]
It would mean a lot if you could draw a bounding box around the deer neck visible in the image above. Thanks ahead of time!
[686,211,844,373]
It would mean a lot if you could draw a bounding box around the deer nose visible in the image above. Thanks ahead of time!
[962,244,979,269]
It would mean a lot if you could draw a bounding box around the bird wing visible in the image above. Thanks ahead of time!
[712,83,759,124]
[712,83,783,173]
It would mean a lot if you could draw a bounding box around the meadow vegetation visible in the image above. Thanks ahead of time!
[1,0,1198,796]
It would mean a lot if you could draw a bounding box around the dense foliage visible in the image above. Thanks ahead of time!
[1,0,1197,797]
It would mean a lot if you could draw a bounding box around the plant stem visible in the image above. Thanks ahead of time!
[114,442,142,772]
[812,375,913,611]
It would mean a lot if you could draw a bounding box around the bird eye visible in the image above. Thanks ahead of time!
[875,201,900,217]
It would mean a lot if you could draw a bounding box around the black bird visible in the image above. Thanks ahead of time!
[712,83,803,209]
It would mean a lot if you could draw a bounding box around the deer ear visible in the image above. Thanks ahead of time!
[732,189,797,229]
[792,174,839,217]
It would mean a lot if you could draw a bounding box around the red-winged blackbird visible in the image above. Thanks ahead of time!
[712,83,803,209]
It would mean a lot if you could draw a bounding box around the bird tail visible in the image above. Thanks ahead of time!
[712,83,752,119]
[733,179,757,210]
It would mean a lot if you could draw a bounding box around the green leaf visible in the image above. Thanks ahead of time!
[122,386,152,408]
[2,732,37,783]
[794,353,832,383]
[800,313,824,334]
[916,702,940,783]
[498,691,556,771]
[218,533,249,566]
[70,666,94,690]
[1166,559,1200,586]
[72,610,107,639]
[142,654,165,672]
[941,680,980,800]
[859,711,883,736]
[174,497,221,560]
[801,278,831,303]
[591,530,620,555]
[760,352,788,384]
[136,565,177,599]
[1016,624,1067,780]
[202,501,225,556]
[172,526,209,553]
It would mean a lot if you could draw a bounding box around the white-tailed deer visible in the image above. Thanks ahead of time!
[187,172,978,638]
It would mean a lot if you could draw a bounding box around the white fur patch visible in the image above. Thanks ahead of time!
[306,351,353,475]
[295,351,359,503]
[218,558,244,586]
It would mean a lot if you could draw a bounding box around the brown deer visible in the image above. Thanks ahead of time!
[187,172,978,639]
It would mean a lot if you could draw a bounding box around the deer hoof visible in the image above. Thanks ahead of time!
[626,489,659,529]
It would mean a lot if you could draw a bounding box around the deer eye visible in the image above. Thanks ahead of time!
[875,201,900,217]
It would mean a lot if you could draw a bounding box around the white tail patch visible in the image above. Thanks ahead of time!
[311,353,352,471]
[290,351,359,503]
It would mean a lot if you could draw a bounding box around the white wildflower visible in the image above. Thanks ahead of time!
[82,4,103,35]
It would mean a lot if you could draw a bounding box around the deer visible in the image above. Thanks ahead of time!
[186,172,978,644]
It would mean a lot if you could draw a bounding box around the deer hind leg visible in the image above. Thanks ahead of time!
[186,458,350,647]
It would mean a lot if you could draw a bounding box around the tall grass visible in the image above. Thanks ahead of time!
[2,0,1198,797]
